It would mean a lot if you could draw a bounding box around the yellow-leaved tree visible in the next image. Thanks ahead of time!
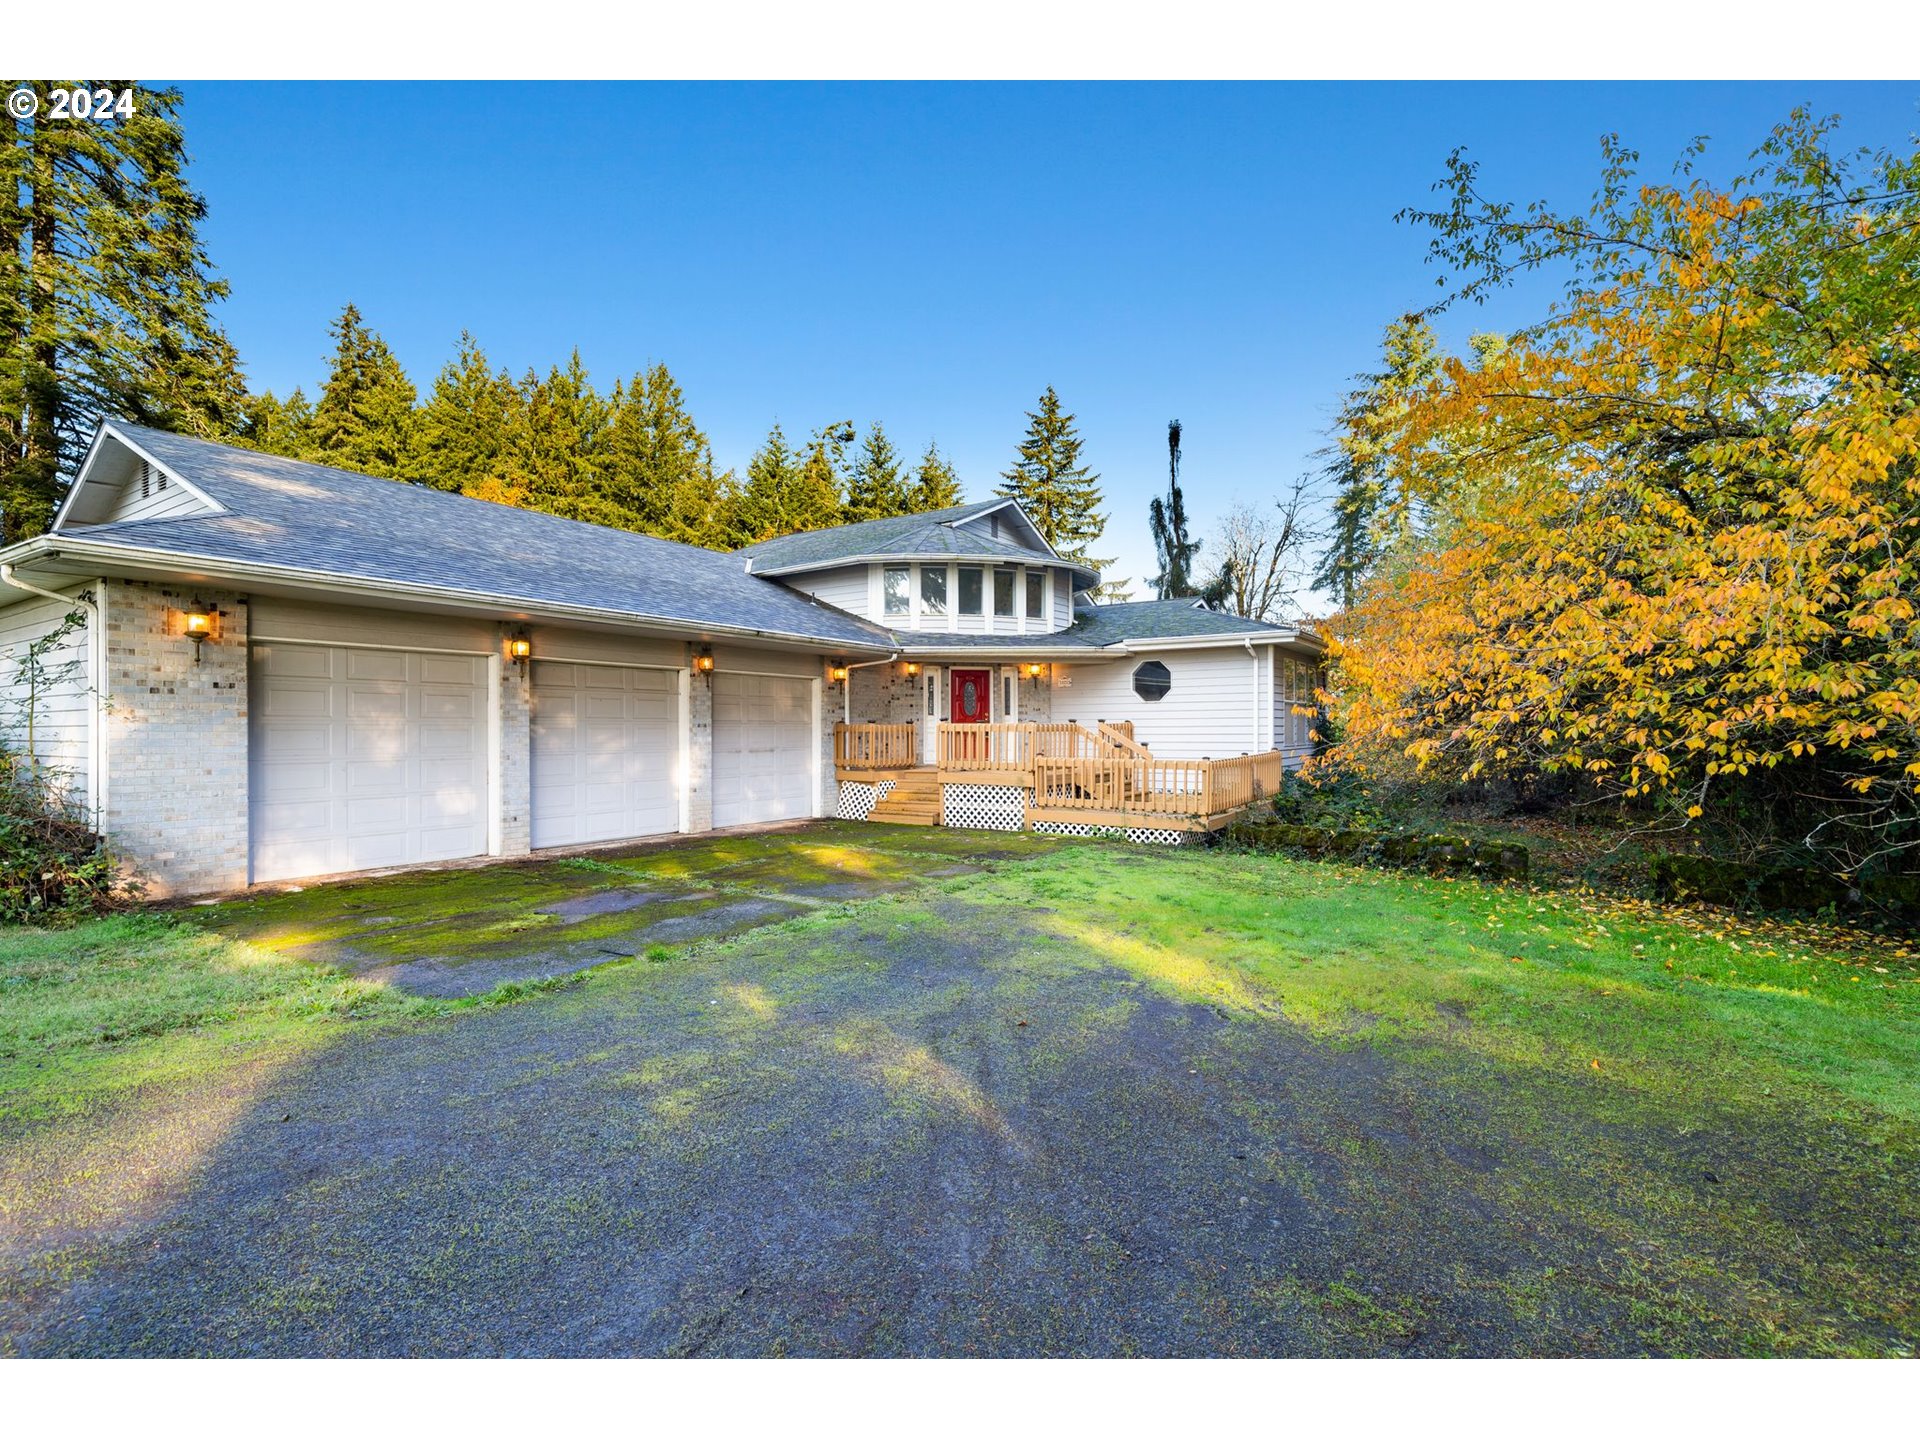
[1331,110,1920,874]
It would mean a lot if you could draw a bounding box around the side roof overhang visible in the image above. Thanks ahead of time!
[0,530,897,655]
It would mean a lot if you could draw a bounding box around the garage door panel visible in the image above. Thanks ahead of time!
[346,649,408,682]
[712,673,814,828]
[530,662,680,850]
[251,643,488,883]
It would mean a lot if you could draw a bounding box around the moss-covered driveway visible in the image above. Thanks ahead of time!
[184,825,1060,998]
[3,826,1917,1356]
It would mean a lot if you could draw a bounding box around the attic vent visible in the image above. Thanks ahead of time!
[140,462,150,500]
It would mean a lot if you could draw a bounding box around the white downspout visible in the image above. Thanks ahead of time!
[1245,638,1261,753]
[2,564,105,830]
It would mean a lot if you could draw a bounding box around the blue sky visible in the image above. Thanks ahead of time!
[180,81,1919,598]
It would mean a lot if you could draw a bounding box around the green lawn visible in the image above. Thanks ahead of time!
[3,829,1917,1354]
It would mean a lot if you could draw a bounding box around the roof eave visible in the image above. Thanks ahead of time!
[9,534,897,654]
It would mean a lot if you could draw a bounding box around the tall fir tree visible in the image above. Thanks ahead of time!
[603,362,727,545]
[236,387,314,459]
[493,350,614,526]
[844,422,910,522]
[307,304,417,478]
[1311,316,1442,609]
[785,420,852,533]
[997,386,1110,572]
[731,422,801,543]
[1,82,246,542]
[1147,418,1204,598]
[404,332,516,494]
[909,441,963,511]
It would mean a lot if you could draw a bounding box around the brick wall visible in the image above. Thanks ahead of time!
[101,580,249,898]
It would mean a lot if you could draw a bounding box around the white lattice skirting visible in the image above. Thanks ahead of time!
[1030,820,1192,847]
[836,779,895,821]
[942,783,1027,832]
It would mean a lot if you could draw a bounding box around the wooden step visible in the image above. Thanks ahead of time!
[867,810,938,825]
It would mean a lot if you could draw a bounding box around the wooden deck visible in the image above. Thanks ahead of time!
[835,723,1287,835]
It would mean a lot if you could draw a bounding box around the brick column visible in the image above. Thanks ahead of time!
[101,580,250,897]
[687,665,713,832]
[496,630,532,856]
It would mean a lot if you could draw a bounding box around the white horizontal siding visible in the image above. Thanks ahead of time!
[1051,572,1072,631]
[99,477,207,524]
[783,564,870,620]
[1052,646,1261,759]
[0,590,95,813]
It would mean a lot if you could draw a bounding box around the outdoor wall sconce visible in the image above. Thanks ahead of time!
[182,607,215,662]
[1026,663,1044,679]
[829,662,849,683]
[904,662,920,677]
[693,647,715,674]
[508,635,532,668]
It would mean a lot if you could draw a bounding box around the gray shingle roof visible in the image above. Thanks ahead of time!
[62,424,896,650]
[737,499,1100,586]
[1060,597,1305,647]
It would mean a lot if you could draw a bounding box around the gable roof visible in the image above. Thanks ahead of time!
[34,424,895,651]
[736,498,1101,587]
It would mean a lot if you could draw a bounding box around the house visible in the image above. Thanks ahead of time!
[0,422,1324,897]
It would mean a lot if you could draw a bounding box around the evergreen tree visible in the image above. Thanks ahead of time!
[1,82,245,542]
[844,422,910,522]
[1312,316,1442,609]
[909,441,963,511]
[1147,418,1204,598]
[236,388,314,459]
[786,420,852,533]
[307,304,417,478]
[404,332,516,493]
[731,422,801,543]
[997,387,1110,571]
[494,350,614,526]
[603,362,727,545]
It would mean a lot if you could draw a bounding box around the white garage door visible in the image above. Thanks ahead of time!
[249,644,488,884]
[712,673,815,827]
[531,661,680,849]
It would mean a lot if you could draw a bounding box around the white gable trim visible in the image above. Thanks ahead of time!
[51,424,227,532]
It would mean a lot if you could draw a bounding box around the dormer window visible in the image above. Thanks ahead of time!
[958,567,983,616]
[883,566,910,617]
[921,566,948,616]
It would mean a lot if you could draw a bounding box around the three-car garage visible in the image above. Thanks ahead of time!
[245,609,822,885]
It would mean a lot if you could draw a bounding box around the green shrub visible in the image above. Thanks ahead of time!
[1647,852,1920,925]
[0,751,130,925]
[1228,818,1529,883]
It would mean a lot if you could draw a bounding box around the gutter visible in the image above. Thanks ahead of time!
[3,534,897,657]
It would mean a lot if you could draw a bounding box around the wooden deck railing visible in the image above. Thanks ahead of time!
[834,722,917,770]
[847,719,1285,821]
[1031,748,1288,819]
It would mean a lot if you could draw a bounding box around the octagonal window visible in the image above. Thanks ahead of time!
[1132,660,1172,702]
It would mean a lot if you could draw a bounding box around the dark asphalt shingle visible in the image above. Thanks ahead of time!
[68,425,896,649]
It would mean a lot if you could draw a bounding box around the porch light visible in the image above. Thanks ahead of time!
[182,607,215,662]
[829,661,849,682]
[693,647,714,674]
[1026,663,1043,679]
[508,635,532,666]
[904,662,920,677]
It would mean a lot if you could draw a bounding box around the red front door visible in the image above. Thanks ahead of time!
[950,668,992,724]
